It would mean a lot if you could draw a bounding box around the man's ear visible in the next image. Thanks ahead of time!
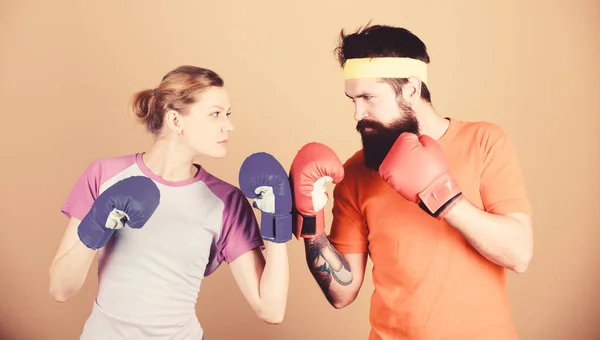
[402,76,423,105]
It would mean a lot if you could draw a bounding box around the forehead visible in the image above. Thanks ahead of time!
[344,78,394,96]
[193,86,230,109]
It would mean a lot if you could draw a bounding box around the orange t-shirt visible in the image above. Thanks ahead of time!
[328,118,533,340]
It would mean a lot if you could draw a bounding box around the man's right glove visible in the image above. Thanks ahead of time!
[379,132,463,219]
[289,142,345,239]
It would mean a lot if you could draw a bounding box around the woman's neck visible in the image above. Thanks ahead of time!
[142,138,198,182]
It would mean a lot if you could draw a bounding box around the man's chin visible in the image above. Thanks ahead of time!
[357,115,420,171]
[360,138,394,172]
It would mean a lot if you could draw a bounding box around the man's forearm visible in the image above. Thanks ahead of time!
[444,198,534,273]
[304,234,354,306]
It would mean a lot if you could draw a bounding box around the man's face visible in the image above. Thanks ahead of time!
[344,78,420,171]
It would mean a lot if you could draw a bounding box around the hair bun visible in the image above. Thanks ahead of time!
[132,89,155,121]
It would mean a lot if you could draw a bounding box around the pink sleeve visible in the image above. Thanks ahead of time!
[220,188,265,263]
[203,187,265,277]
[61,160,103,221]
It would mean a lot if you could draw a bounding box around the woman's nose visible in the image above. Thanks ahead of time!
[222,118,234,132]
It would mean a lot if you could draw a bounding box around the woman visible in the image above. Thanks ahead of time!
[48,65,290,339]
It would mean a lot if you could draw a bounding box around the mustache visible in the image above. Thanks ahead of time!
[356,120,387,133]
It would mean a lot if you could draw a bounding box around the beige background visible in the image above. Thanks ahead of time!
[1,0,599,339]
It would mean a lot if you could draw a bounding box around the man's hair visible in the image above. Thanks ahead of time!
[334,23,432,103]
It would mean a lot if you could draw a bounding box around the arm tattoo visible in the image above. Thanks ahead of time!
[305,234,353,302]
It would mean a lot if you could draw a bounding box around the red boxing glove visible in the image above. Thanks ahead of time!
[289,142,344,239]
[379,132,463,219]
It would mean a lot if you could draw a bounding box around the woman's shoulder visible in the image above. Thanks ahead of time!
[75,153,139,185]
[86,153,138,170]
[199,168,247,203]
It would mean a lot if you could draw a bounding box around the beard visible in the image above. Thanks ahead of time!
[357,110,420,172]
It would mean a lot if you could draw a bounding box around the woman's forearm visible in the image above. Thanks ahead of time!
[49,241,97,302]
[257,242,289,324]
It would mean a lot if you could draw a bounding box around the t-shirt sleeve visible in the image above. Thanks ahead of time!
[480,125,533,217]
[328,179,369,254]
[61,160,102,221]
[218,189,265,263]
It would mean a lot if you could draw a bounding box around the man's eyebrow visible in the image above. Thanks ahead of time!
[345,92,370,99]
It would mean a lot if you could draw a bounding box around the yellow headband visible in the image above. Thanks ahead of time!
[342,57,428,83]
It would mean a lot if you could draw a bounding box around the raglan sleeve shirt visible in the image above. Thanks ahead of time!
[204,188,265,277]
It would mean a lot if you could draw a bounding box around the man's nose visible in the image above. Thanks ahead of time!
[354,102,368,121]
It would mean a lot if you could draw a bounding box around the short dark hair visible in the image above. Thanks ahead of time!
[334,23,432,103]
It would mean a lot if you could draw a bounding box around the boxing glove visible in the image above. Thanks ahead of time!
[239,152,293,243]
[289,142,344,239]
[78,176,161,250]
[379,132,463,219]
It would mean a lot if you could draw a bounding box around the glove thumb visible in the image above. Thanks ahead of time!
[396,132,421,150]
[418,134,445,158]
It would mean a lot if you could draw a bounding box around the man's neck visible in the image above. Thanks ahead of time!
[414,103,450,140]
[142,139,198,182]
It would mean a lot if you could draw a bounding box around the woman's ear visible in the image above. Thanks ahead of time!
[164,109,183,135]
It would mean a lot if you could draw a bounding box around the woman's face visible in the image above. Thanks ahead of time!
[179,86,234,158]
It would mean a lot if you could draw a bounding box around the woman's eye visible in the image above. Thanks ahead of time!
[211,112,220,117]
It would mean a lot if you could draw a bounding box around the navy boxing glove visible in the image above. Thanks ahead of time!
[239,152,293,243]
[77,176,161,250]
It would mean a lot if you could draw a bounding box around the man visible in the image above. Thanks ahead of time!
[289,24,534,340]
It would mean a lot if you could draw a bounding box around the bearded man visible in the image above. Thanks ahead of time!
[288,23,534,340]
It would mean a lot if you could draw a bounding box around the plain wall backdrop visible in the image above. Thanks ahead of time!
[1,0,599,339]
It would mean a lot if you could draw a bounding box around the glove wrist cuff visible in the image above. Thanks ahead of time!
[418,173,463,220]
[293,209,325,239]
[77,217,115,250]
[261,213,293,243]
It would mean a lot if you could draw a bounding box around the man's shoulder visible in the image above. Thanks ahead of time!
[454,119,511,145]
[342,149,368,174]
[339,149,378,185]
[459,120,507,139]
